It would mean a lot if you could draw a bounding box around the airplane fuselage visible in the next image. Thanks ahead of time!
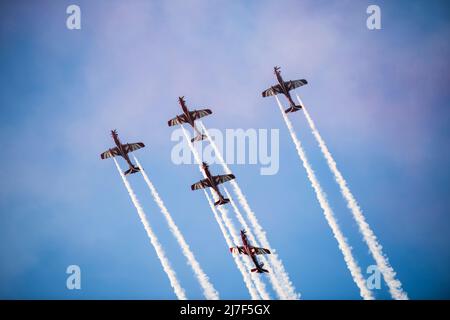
[179,97,203,137]
[240,231,264,272]
[275,68,296,108]
[203,165,226,202]
[112,132,135,170]
[179,99,195,127]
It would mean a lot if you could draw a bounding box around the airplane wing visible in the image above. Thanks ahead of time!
[262,84,283,97]
[213,174,235,185]
[230,246,247,255]
[123,142,145,154]
[249,247,271,255]
[168,114,188,126]
[284,79,308,91]
[100,147,120,159]
[191,178,212,190]
[190,109,212,121]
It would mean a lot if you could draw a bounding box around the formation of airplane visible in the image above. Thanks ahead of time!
[262,66,308,113]
[100,130,145,175]
[191,162,235,206]
[230,230,271,273]
[101,67,306,273]
[168,96,212,142]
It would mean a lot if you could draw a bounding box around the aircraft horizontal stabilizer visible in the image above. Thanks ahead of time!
[285,105,302,113]
[214,198,230,206]
[191,134,207,143]
[124,166,140,176]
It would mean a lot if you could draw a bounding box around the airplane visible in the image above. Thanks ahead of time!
[100,130,145,175]
[230,230,271,273]
[191,162,235,206]
[168,96,212,142]
[261,66,308,113]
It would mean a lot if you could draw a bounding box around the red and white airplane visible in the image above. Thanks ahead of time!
[191,162,235,206]
[230,230,271,273]
[262,66,308,113]
[168,96,212,142]
[100,130,145,175]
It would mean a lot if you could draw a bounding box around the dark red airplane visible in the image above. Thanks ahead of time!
[191,162,235,206]
[100,130,145,175]
[230,230,271,273]
[262,66,308,113]
[168,96,212,142]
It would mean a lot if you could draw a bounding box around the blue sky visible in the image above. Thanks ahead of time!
[0,0,449,299]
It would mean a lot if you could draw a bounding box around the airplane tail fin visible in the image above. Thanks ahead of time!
[214,198,230,206]
[124,166,140,176]
[191,134,207,143]
[285,104,302,114]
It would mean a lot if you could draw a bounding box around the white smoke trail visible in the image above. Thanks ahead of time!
[274,96,374,300]
[203,189,261,300]
[181,125,203,168]
[198,122,298,300]
[180,125,262,299]
[133,156,220,300]
[296,94,408,300]
[113,158,187,300]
